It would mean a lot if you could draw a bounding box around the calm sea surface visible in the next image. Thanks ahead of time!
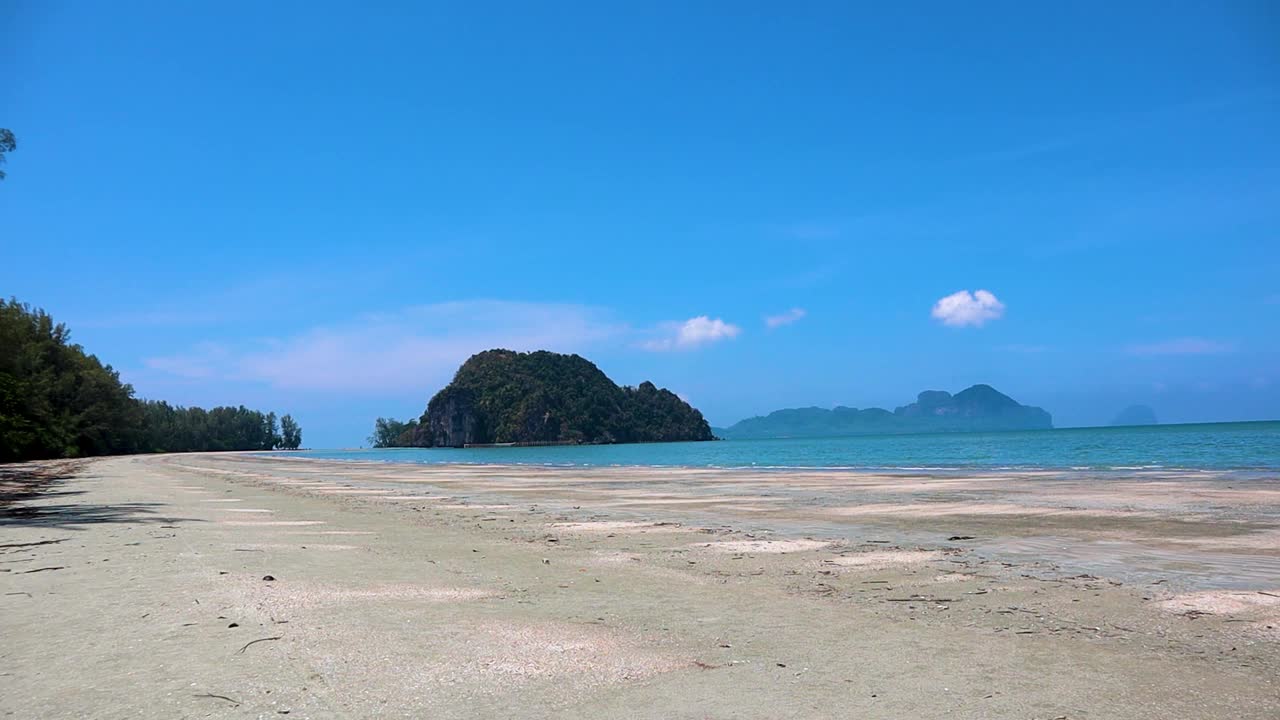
[273,421,1280,472]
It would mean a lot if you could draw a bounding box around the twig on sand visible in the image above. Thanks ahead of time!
[194,693,240,705]
[1258,591,1280,599]
[20,566,65,574]
[237,636,282,654]
[0,539,67,550]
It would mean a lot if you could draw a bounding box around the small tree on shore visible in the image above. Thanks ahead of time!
[368,417,418,448]
[279,414,302,450]
[263,412,281,450]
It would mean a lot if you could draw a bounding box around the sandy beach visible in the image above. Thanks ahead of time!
[3,453,1279,718]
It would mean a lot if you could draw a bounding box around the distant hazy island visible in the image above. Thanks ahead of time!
[714,384,1053,440]
[371,350,714,448]
[1111,404,1158,426]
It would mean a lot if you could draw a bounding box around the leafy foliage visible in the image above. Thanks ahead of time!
[0,298,300,462]
[279,414,302,450]
[368,417,419,448]
[134,401,286,453]
[0,128,14,180]
[416,349,714,447]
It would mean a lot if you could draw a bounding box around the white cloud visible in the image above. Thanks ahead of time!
[678,316,738,345]
[141,301,621,393]
[931,289,1005,327]
[1124,337,1237,355]
[764,308,807,329]
[642,315,741,351]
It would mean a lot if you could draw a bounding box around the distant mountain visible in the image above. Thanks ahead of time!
[717,384,1052,440]
[1111,405,1158,427]
[414,349,714,447]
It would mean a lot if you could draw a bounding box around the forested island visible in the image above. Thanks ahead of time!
[1,299,301,463]
[715,384,1053,440]
[370,349,714,447]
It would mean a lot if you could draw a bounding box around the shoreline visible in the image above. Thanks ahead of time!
[241,453,1280,592]
[252,450,1280,475]
[3,453,1278,717]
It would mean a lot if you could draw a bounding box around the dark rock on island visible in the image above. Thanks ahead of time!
[1111,404,1158,426]
[413,349,715,447]
[718,384,1052,440]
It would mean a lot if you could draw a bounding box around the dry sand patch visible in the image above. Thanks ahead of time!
[586,551,644,566]
[219,520,326,526]
[824,549,942,569]
[605,494,785,506]
[286,617,692,712]
[238,579,499,612]
[417,619,688,686]
[699,539,831,554]
[548,521,684,534]
[829,502,1146,519]
[382,495,451,500]
[1157,529,1280,552]
[1156,590,1280,617]
[932,571,979,583]
[234,543,360,552]
[1155,591,1280,638]
[582,551,711,585]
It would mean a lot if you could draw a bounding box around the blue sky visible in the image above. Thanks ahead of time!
[3,2,1278,447]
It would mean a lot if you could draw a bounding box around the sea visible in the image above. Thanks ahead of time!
[272,420,1280,472]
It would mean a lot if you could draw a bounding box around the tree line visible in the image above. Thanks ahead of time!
[368,417,419,448]
[0,298,301,463]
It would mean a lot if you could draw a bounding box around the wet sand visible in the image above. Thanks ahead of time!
[2,453,1278,718]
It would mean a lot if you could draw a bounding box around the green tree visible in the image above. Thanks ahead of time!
[263,411,281,450]
[368,417,419,448]
[0,129,15,180]
[369,417,404,448]
[0,298,303,461]
[0,298,141,460]
[279,414,302,450]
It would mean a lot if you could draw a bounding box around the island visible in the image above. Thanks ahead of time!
[717,384,1053,439]
[393,349,715,447]
[1111,404,1158,426]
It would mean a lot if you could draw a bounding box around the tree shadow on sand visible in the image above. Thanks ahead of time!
[0,460,200,531]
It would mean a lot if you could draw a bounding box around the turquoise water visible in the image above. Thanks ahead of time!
[275,421,1280,471]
